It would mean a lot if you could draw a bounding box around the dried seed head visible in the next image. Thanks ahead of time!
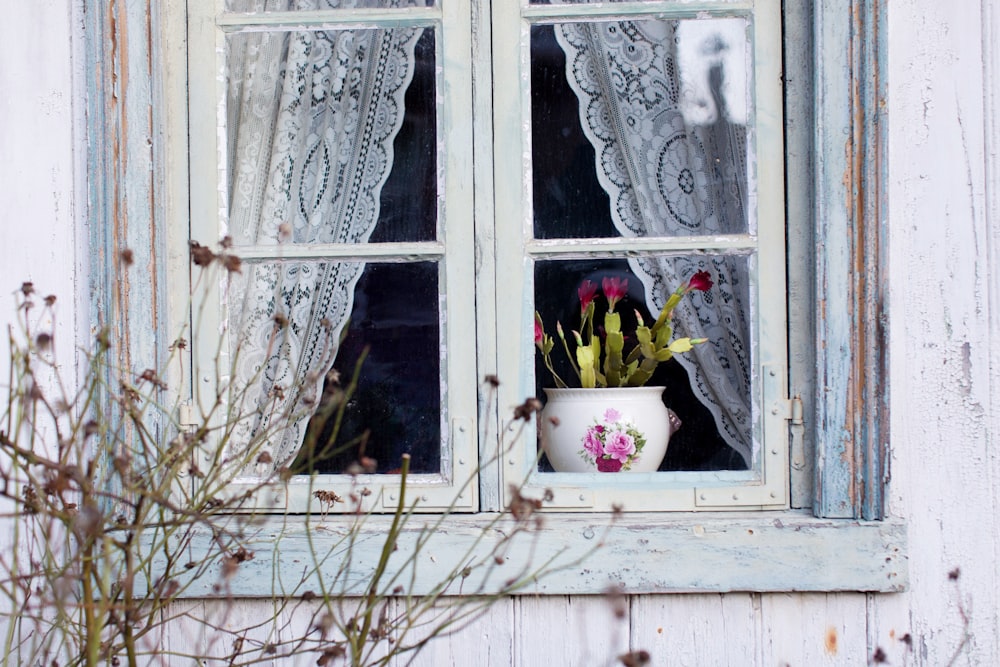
[189,241,216,267]
[513,397,543,421]
[618,650,651,667]
[20,282,34,296]
[137,369,167,390]
[222,253,242,274]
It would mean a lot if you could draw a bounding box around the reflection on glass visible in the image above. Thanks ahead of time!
[226,27,437,246]
[294,261,442,474]
[531,19,750,239]
[534,256,750,471]
[226,0,434,11]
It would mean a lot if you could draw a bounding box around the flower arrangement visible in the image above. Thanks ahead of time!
[535,271,713,389]
[581,408,646,471]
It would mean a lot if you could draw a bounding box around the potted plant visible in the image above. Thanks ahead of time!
[534,271,713,472]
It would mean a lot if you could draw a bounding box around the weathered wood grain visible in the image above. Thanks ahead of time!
[152,513,906,596]
[759,593,870,666]
[629,593,757,666]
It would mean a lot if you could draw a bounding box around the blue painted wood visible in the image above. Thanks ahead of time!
[83,1,169,492]
[813,1,889,520]
[151,512,908,596]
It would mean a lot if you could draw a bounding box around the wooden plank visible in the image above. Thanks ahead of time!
[216,7,440,31]
[515,596,630,666]
[521,1,754,21]
[393,598,514,666]
[782,0,816,511]
[154,513,907,596]
[868,1,1000,664]
[760,593,870,666]
[813,0,889,520]
[629,593,756,666]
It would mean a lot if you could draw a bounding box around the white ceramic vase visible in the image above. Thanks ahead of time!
[539,386,675,473]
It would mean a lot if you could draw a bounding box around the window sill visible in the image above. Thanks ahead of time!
[168,510,907,597]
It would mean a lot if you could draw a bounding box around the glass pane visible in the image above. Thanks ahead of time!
[226,0,434,11]
[225,27,437,246]
[531,19,750,239]
[232,261,443,475]
[533,255,750,471]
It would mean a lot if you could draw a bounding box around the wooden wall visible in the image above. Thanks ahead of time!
[1,0,998,664]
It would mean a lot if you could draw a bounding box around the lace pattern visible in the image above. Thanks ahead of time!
[555,19,754,464]
[226,0,419,473]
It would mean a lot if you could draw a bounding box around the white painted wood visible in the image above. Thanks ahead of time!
[0,0,78,377]
[759,593,870,666]
[391,598,514,666]
[883,0,1000,664]
[629,593,756,666]
[515,595,630,666]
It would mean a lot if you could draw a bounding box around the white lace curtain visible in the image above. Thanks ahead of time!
[225,0,419,473]
[555,19,754,464]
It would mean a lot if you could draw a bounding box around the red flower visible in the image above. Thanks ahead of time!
[601,276,628,311]
[687,271,713,292]
[578,280,598,314]
[596,457,623,473]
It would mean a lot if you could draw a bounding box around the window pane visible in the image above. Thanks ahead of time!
[302,261,442,474]
[533,256,750,471]
[225,27,437,246]
[225,0,434,11]
[531,19,750,239]
[228,260,442,475]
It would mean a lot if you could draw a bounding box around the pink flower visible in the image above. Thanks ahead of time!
[603,408,622,423]
[604,430,636,462]
[578,280,598,314]
[602,276,628,311]
[582,427,604,458]
[686,271,713,292]
[534,318,544,346]
[596,457,623,472]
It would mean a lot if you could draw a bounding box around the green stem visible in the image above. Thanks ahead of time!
[355,455,410,665]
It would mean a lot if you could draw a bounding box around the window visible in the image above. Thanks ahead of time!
[184,0,789,514]
[187,1,480,511]
[494,1,788,512]
[86,0,904,592]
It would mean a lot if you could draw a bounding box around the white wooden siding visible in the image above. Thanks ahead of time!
[2,0,999,664]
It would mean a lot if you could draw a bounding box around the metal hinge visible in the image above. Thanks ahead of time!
[789,395,804,425]
[178,403,198,428]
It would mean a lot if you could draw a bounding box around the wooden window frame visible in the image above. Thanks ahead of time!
[83,0,905,594]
